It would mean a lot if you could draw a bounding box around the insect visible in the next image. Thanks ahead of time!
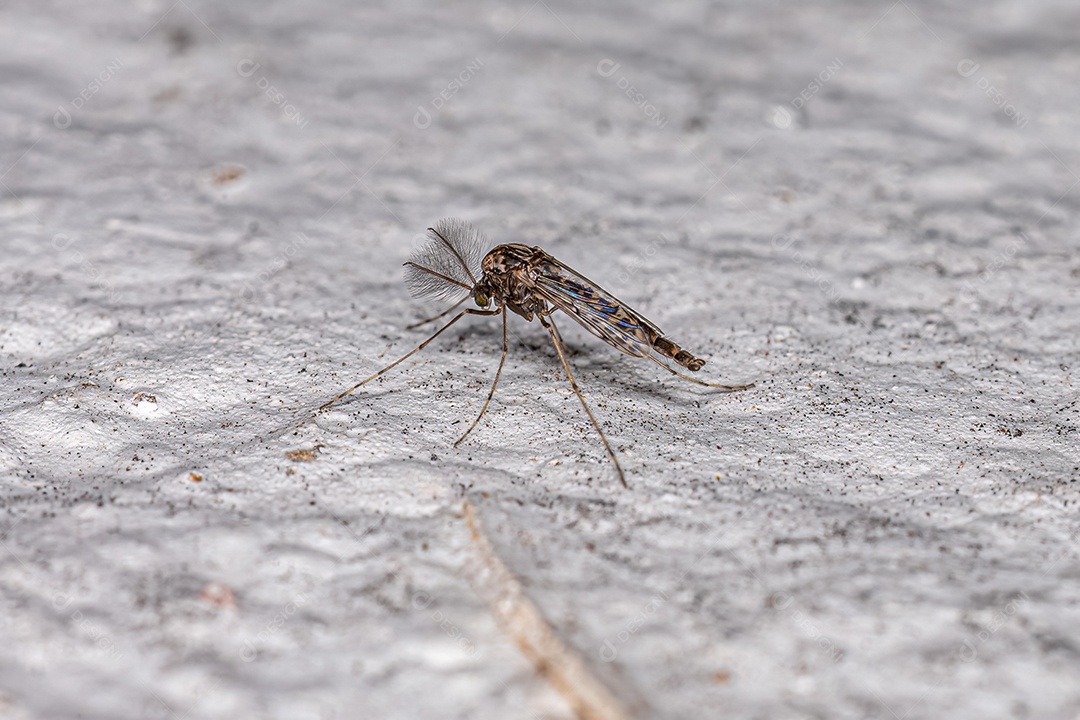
[319,219,754,487]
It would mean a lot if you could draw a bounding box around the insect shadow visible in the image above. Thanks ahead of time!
[319,219,754,488]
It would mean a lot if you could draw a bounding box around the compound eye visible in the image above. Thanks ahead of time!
[474,291,490,308]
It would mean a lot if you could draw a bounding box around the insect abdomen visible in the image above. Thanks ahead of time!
[652,337,705,371]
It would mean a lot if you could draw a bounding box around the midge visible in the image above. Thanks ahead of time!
[320,219,754,487]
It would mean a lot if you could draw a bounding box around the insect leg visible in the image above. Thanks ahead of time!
[319,307,500,413]
[406,296,468,330]
[646,354,755,391]
[539,315,627,489]
[454,306,508,447]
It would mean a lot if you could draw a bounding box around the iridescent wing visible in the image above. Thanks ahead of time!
[527,252,662,359]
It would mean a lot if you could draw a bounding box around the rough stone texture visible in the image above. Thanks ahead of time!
[1,1,1077,718]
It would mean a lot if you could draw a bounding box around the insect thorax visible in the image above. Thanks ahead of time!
[479,243,547,317]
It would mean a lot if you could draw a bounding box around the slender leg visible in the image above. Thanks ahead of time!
[455,308,509,447]
[646,354,755,391]
[539,315,627,489]
[319,307,499,413]
[406,297,467,330]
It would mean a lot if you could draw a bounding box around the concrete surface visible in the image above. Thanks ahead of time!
[0,1,1078,718]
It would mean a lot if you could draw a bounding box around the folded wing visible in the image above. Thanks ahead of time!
[528,254,661,359]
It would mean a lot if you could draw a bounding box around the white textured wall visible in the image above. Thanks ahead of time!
[1,1,1078,718]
